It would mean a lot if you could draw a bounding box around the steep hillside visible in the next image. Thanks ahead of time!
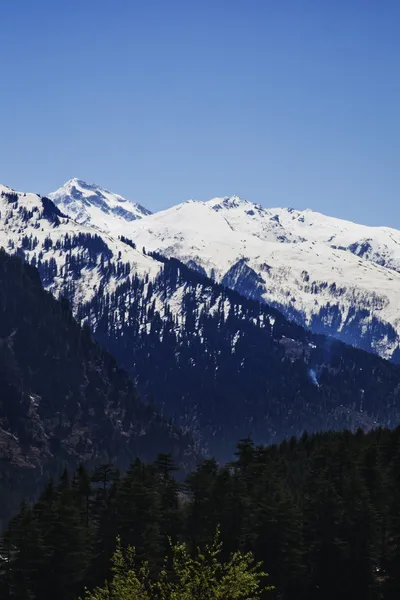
[0,249,194,525]
[49,180,400,362]
[0,184,161,309]
[121,196,400,361]
[2,183,400,466]
[79,254,400,461]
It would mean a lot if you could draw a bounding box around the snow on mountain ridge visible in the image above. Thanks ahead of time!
[120,194,400,360]
[0,184,19,194]
[207,195,253,210]
[46,181,400,360]
[0,184,281,369]
[205,196,304,243]
[271,207,400,273]
[49,178,151,233]
[0,184,161,310]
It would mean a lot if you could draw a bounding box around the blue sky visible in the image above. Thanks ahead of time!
[1,0,399,227]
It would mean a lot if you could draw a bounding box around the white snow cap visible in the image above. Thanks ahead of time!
[48,179,152,232]
[46,179,400,361]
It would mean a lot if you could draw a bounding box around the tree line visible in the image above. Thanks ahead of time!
[2,426,400,599]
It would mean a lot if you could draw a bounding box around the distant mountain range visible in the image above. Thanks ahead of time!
[50,179,400,361]
[1,180,400,468]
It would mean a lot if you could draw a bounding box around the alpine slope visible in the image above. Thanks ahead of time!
[51,181,400,361]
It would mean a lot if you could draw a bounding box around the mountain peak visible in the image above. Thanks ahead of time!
[67,177,84,185]
[207,195,252,211]
[49,179,151,231]
[54,178,127,202]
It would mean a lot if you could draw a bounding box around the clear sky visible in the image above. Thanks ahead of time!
[1,0,399,227]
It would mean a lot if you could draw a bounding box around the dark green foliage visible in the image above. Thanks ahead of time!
[118,235,136,250]
[0,250,195,526]
[40,197,65,225]
[2,191,19,205]
[3,428,400,599]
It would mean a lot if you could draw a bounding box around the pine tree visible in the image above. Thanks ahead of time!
[117,459,162,568]
[186,459,219,548]
[383,438,400,598]
[302,456,347,600]
[154,454,182,552]
[6,501,44,600]
[45,470,91,600]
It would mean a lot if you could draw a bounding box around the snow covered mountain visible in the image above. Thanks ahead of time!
[49,178,151,233]
[123,196,400,361]
[2,181,400,458]
[46,181,400,361]
[0,184,160,310]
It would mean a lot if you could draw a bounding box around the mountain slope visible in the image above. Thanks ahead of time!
[107,195,400,361]
[49,178,151,232]
[0,183,161,310]
[0,249,194,525]
[2,183,400,467]
[272,206,400,273]
[79,253,400,462]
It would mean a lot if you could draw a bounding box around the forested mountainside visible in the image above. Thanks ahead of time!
[50,181,400,361]
[124,196,400,361]
[0,184,161,308]
[0,250,194,526]
[80,253,400,460]
[2,184,400,460]
[3,426,400,600]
